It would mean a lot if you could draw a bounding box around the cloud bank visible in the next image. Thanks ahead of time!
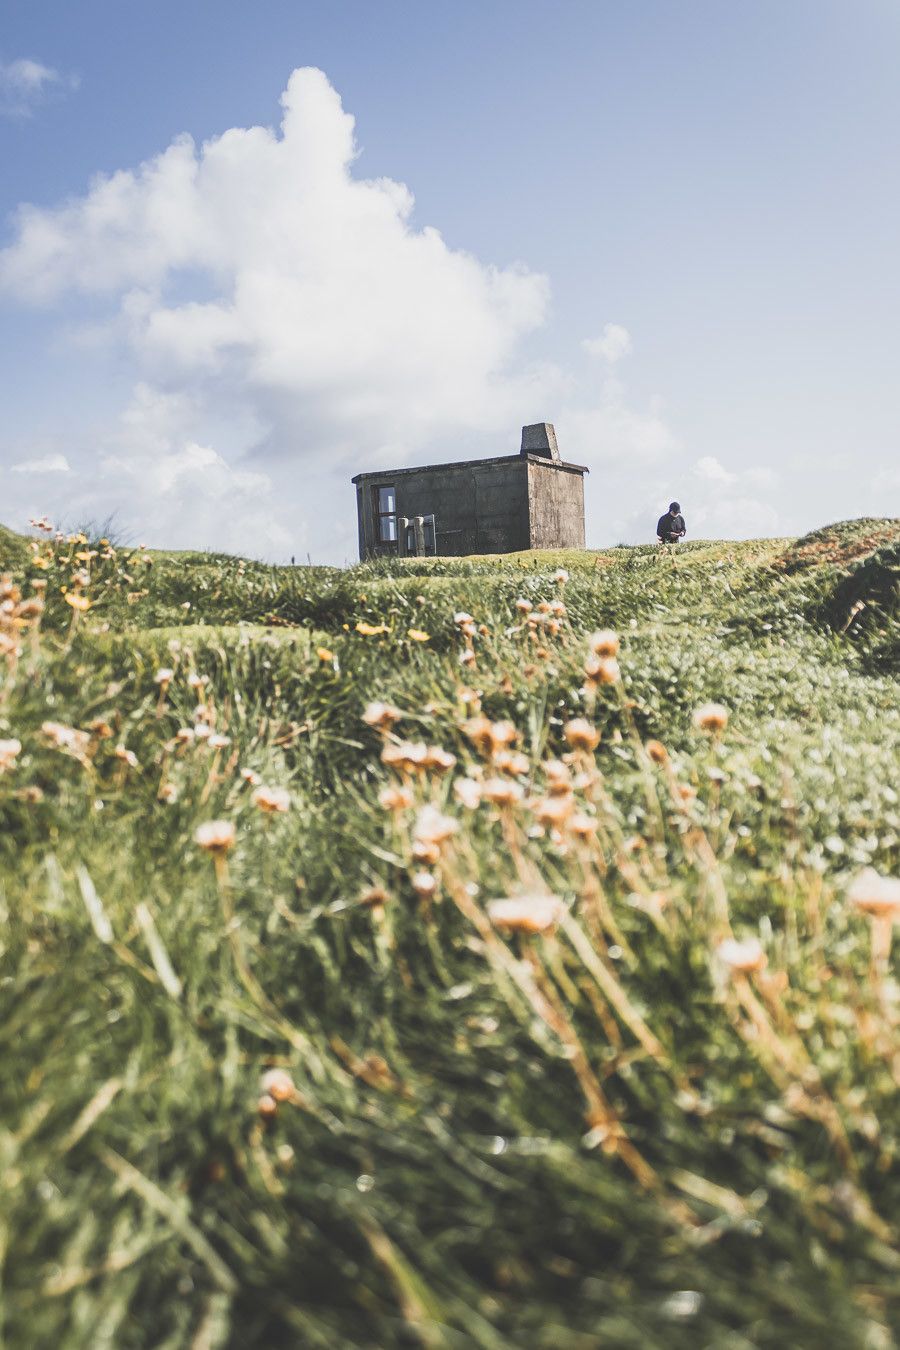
[1,67,775,557]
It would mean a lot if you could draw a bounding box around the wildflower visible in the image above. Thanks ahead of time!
[381,741,429,772]
[544,760,573,794]
[16,597,44,620]
[589,630,620,657]
[317,647,334,662]
[568,812,599,839]
[453,611,475,627]
[459,649,477,667]
[42,721,90,755]
[487,894,563,935]
[114,745,139,769]
[362,701,403,731]
[88,720,113,740]
[176,727,196,745]
[694,703,729,733]
[421,746,457,774]
[158,783,178,804]
[194,820,236,853]
[550,600,566,617]
[64,593,91,612]
[154,668,175,685]
[645,740,669,764]
[258,1094,278,1118]
[413,805,457,849]
[553,568,569,584]
[564,718,600,751]
[0,738,22,772]
[379,784,414,812]
[240,767,262,785]
[514,597,533,613]
[360,886,390,910]
[187,673,207,689]
[531,795,574,827]
[716,937,767,974]
[453,777,483,810]
[481,777,524,806]
[207,733,232,751]
[494,749,530,777]
[846,869,900,920]
[412,871,437,898]
[584,655,620,685]
[251,784,291,814]
[407,628,431,642]
[463,716,517,757]
[356,621,389,636]
[261,1068,295,1101]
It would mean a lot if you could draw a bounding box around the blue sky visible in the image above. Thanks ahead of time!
[1,0,898,560]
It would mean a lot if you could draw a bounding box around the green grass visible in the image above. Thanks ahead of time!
[0,519,898,1348]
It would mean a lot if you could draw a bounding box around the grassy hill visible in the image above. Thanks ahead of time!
[0,519,898,1347]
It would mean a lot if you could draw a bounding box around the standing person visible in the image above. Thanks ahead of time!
[657,501,686,545]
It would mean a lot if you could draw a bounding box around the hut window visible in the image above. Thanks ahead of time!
[375,485,397,543]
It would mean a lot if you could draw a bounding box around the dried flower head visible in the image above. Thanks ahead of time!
[158,782,179,804]
[207,734,232,751]
[716,937,767,974]
[847,869,900,920]
[421,746,457,774]
[0,738,22,772]
[584,655,620,685]
[362,701,403,731]
[480,777,525,807]
[531,794,574,827]
[462,716,517,757]
[514,597,533,613]
[454,611,475,627]
[564,718,600,751]
[487,894,563,935]
[194,820,236,853]
[379,784,414,812]
[114,745,139,769]
[694,703,729,733]
[544,760,573,794]
[251,784,291,814]
[589,630,620,657]
[645,740,669,764]
[453,777,483,810]
[261,1068,295,1102]
[413,805,458,848]
[412,871,437,898]
[494,749,530,777]
[154,668,175,685]
[568,812,599,839]
[553,568,569,584]
[381,741,429,773]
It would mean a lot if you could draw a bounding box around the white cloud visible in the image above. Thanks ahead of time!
[0,68,683,559]
[583,323,633,363]
[694,454,735,484]
[10,453,70,474]
[0,58,78,118]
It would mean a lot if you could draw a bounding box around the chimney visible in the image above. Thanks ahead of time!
[520,422,560,462]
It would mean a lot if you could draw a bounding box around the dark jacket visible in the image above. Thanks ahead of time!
[657,512,686,541]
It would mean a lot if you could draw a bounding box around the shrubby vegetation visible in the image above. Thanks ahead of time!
[0,518,897,1347]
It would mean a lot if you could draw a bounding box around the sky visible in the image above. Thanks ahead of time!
[1,0,898,563]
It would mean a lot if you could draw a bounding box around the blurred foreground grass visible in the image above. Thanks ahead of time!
[0,518,898,1348]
